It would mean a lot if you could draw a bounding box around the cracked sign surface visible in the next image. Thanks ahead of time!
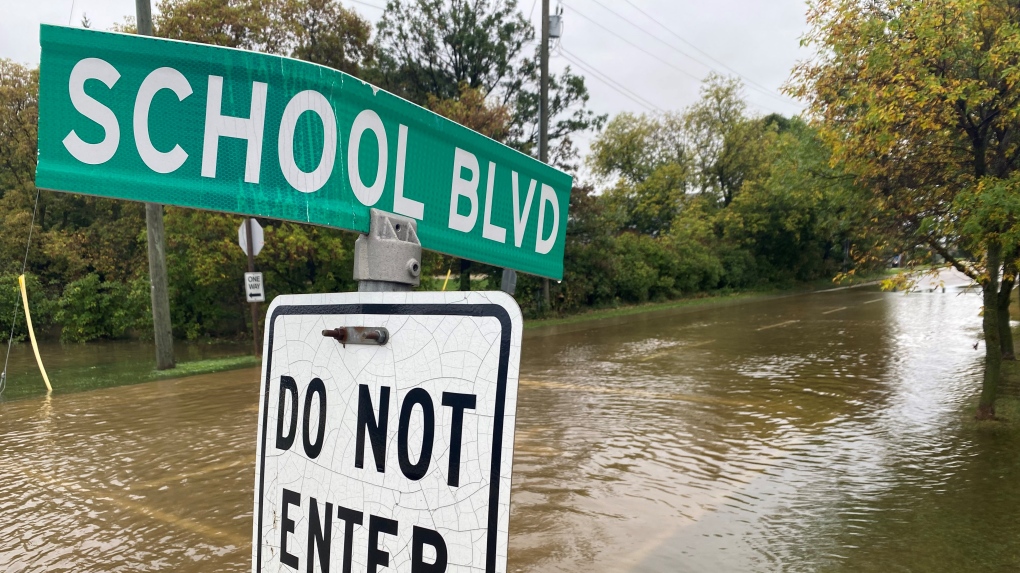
[253,292,523,573]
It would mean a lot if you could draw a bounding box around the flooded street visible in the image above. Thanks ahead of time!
[3,288,1019,572]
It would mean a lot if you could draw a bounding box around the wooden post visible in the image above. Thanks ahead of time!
[540,0,551,312]
[137,0,175,370]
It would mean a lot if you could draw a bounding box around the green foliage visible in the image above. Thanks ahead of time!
[155,0,374,74]
[613,233,676,302]
[792,0,1020,416]
[55,273,149,343]
[0,1,880,339]
[666,199,725,292]
[685,74,776,207]
[373,0,604,164]
[590,112,687,186]
[0,273,54,343]
[563,76,874,318]
[163,209,356,340]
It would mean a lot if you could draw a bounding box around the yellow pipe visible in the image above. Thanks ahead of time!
[441,268,452,291]
[18,274,51,393]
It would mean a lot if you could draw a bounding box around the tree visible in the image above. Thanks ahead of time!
[588,76,778,236]
[373,0,603,164]
[721,118,871,283]
[589,112,688,186]
[155,0,373,74]
[792,0,1020,419]
[685,74,775,207]
[427,82,513,142]
[291,0,374,75]
[589,112,691,235]
[0,60,40,275]
[154,0,292,52]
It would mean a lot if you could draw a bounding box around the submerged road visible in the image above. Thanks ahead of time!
[2,286,1019,572]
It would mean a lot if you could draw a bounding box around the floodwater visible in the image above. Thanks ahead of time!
[0,339,249,400]
[3,287,1019,572]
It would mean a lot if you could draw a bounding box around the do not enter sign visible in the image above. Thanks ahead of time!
[253,292,523,573]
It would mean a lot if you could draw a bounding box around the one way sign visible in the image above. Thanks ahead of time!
[245,272,265,303]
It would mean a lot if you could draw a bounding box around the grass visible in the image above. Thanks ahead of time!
[523,268,903,331]
[524,291,765,330]
[1,353,261,402]
[796,267,905,292]
[964,356,1020,430]
[150,354,260,379]
[0,269,903,401]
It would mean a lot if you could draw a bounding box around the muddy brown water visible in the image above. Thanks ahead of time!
[2,289,1019,572]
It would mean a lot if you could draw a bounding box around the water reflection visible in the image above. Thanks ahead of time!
[1,289,1014,572]
[0,372,260,571]
[510,289,1006,572]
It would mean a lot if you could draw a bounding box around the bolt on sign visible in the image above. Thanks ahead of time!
[36,25,572,279]
[254,292,522,573]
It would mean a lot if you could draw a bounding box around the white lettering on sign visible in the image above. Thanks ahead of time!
[482,162,506,244]
[348,109,388,207]
[62,57,121,165]
[511,171,537,249]
[278,89,337,194]
[392,124,424,220]
[134,67,192,174]
[536,184,560,255]
[254,292,523,573]
[201,75,267,184]
[52,54,567,267]
[448,148,479,234]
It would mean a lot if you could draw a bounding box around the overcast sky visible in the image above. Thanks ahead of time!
[2,0,811,174]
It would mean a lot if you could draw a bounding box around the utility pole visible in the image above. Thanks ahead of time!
[136,0,175,370]
[539,0,551,312]
[245,218,261,356]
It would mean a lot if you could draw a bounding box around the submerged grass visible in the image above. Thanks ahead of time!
[524,291,764,330]
[1,270,901,402]
[964,359,1020,431]
[149,355,261,379]
[523,268,900,331]
[989,360,1020,422]
[1,353,260,402]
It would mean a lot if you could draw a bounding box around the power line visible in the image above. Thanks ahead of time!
[618,0,800,108]
[348,0,385,11]
[1,187,42,396]
[559,4,704,84]
[560,1,791,114]
[559,45,664,112]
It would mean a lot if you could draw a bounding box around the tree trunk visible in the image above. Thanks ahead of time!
[999,258,1016,360]
[978,242,1003,420]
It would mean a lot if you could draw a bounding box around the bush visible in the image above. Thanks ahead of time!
[55,273,147,343]
[614,233,676,303]
[0,273,55,342]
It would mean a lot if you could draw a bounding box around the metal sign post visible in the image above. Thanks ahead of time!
[353,210,422,293]
[240,218,265,356]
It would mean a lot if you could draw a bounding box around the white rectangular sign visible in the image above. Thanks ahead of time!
[246,272,266,303]
[253,291,523,573]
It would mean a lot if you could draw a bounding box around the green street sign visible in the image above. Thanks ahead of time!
[36,25,572,279]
